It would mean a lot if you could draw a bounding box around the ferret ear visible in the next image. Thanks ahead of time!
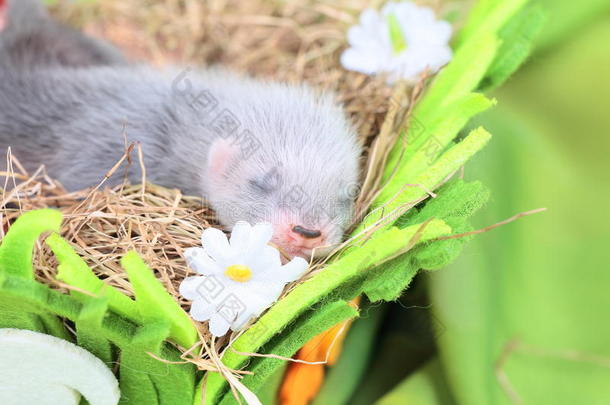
[0,0,6,32]
[207,138,238,180]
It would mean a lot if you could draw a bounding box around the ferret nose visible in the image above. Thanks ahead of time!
[292,225,322,239]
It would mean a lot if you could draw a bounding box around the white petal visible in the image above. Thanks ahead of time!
[432,22,453,44]
[209,313,232,337]
[248,223,273,250]
[229,221,251,253]
[347,26,378,49]
[278,257,309,283]
[184,248,223,275]
[255,283,284,306]
[231,313,255,332]
[249,245,282,279]
[201,227,231,263]
[340,48,379,74]
[189,299,216,322]
[230,291,273,331]
[230,302,259,330]
[359,8,381,30]
[179,276,206,300]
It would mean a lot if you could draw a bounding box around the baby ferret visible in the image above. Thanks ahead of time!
[0,0,362,258]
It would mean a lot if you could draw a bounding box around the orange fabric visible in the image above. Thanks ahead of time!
[279,297,361,404]
[279,362,324,405]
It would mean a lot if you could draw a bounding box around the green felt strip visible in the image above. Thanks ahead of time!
[383,32,499,179]
[76,298,115,366]
[151,345,197,405]
[381,93,495,197]
[193,379,204,405]
[453,0,496,43]
[39,312,71,340]
[0,309,44,332]
[46,233,140,322]
[126,323,196,405]
[0,209,62,279]
[121,251,198,349]
[0,275,69,340]
[404,93,494,162]
[407,179,490,226]
[362,254,420,303]
[0,244,195,405]
[365,179,490,302]
[0,284,48,334]
[480,4,545,91]
[413,34,498,121]
[0,274,81,320]
[358,127,491,235]
[255,365,286,405]
[205,220,450,403]
[456,0,529,48]
[0,210,69,339]
[0,268,134,348]
[119,322,171,405]
[219,301,359,405]
[119,347,160,405]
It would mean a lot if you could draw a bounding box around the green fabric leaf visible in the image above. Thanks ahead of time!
[76,298,115,366]
[456,0,530,48]
[360,127,491,235]
[252,366,286,405]
[0,209,62,279]
[0,211,197,404]
[120,322,196,405]
[363,179,490,302]
[362,254,420,303]
[414,34,499,121]
[381,93,495,201]
[480,4,546,91]
[121,251,198,349]
[404,179,491,271]
[46,233,140,322]
[0,272,81,321]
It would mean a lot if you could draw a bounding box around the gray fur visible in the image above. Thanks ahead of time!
[0,0,126,69]
[0,0,361,254]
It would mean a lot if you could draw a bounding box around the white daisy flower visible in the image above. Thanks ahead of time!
[179,222,309,337]
[340,1,453,83]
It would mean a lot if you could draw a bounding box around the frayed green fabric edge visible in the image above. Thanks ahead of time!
[0,210,198,405]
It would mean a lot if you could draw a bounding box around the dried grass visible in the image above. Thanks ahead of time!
[0,0,474,385]
[1,156,213,307]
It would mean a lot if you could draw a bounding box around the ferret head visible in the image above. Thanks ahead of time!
[202,81,361,258]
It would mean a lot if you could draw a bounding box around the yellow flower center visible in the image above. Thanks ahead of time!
[225,264,252,282]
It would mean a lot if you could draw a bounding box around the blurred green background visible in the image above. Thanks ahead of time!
[324,1,610,404]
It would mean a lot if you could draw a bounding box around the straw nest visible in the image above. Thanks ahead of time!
[0,0,467,356]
